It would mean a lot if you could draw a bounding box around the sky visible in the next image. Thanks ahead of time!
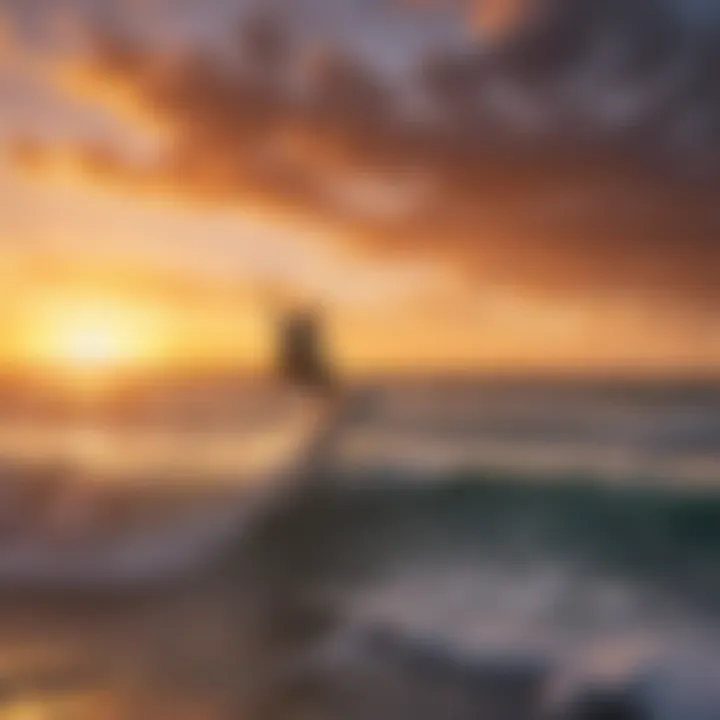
[1,0,720,372]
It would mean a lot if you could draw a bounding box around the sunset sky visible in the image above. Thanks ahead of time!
[1,0,720,372]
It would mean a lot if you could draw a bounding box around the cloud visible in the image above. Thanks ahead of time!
[9,0,720,308]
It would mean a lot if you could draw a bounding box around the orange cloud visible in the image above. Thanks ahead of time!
[9,6,720,311]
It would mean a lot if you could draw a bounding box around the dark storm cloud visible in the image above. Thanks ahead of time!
[9,0,720,305]
[480,0,720,159]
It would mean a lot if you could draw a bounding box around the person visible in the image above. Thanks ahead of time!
[277,308,335,396]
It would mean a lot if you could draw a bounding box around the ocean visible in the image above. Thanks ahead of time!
[0,374,718,485]
[0,374,717,717]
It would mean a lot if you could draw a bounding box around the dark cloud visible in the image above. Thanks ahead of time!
[10,0,720,306]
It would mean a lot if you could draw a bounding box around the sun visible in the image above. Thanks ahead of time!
[61,318,138,368]
[27,297,165,371]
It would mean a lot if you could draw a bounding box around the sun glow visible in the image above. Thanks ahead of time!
[60,317,139,368]
[26,297,166,371]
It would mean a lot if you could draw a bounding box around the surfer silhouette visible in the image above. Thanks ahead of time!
[277,308,335,396]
